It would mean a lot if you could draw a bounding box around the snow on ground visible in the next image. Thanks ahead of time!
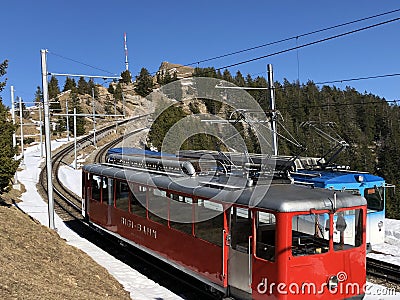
[15,141,182,300]
[367,219,400,266]
[15,141,400,299]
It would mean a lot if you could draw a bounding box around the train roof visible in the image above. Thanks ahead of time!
[291,169,384,186]
[83,163,366,213]
[107,147,175,157]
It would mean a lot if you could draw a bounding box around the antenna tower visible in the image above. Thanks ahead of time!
[124,32,129,71]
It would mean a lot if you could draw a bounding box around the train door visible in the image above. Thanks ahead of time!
[228,206,252,294]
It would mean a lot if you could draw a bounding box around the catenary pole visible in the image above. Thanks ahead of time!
[267,64,278,156]
[122,92,126,118]
[18,96,25,165]
[39,103,43,158]
[66,100,70,141]
[92,88,96,147]
[74,107,77,170]
[10,86,17,151]
[10,86,18,184]
[41,49,55,230]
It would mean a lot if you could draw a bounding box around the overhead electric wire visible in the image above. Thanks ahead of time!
[48,51,117,76]
[314,73,400,85]
[184,8,400,67]
[151,8,400,75]
[214,17,400,71]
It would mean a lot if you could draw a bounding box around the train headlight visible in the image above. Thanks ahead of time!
[327,275,339,291]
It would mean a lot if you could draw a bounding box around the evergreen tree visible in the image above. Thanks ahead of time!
[77,77,89,95]
[120,70,132,84]
[162,71,172,85]
[108,83,115,94]
[157,70,179,86]
[172,71,178,81]
[234,71,245,86]
[134,68,154,97]
[34,86,43,103]
[245,74,254,87]
[48,75,60,99]
[0,60,19,192]
[156,71,162,84]
[87,79,98,96]
[193,67,218,78]
[222,69,233,82]
[104,95,113,115]
[63,77,76,92]
[114,83,123,102]
[49,97,61,112]
[20,100,30,119]
[69,87,86,136]
[147,105,187,150]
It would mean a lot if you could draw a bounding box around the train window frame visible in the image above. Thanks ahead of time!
[255,210,277,262]
[91,174,102,202]
[194,200,224,247]
[169,192,194,236]
[230,206,252,253]
[128,182,148,219]
[147,187,168,226]
[115,180,130,212]
[102,177,114,206]
[333,208,363,251]
[364,186,384,211]
[291,211,331,257]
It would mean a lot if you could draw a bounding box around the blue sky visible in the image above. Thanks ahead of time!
[1,0,400,107]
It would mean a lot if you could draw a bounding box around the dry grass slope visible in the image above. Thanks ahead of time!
[0,191,131,300]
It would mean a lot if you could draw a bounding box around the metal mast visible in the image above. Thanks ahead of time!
[10,86,17,150]
[18,96,25,165]
[124,32,129,71]
[267,64,278,156]
[41,49,55,230]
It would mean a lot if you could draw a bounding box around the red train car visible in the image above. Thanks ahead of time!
[82,161,366,299]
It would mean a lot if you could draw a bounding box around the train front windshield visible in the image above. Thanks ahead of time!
[364,186,384,211]
[291,208,363,256]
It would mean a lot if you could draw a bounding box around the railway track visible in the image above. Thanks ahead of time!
[94,126,148,163]
[39,116,145,221]
[366,257,400,284]
[37,115,218,300]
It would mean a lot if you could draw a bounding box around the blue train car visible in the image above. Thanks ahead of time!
[291,169,385,248]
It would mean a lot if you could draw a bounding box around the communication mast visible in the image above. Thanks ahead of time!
[124,32,129,71]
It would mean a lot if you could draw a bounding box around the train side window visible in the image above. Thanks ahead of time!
[129,184,147,219]
[102,177,114,205]
[255,211,276,261]
[364,187,384,211]
[334,209,363,251]
[292,212,330,256]
[169,193,193,235]
[115,181,129,212]
[230,207,252,252]
[148,188,168,226]
[194,201,223,247]
[91,175,101,202]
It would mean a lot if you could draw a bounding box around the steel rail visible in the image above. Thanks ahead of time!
[367,257,400,284]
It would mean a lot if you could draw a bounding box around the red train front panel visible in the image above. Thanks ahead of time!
[251,208,366,299]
